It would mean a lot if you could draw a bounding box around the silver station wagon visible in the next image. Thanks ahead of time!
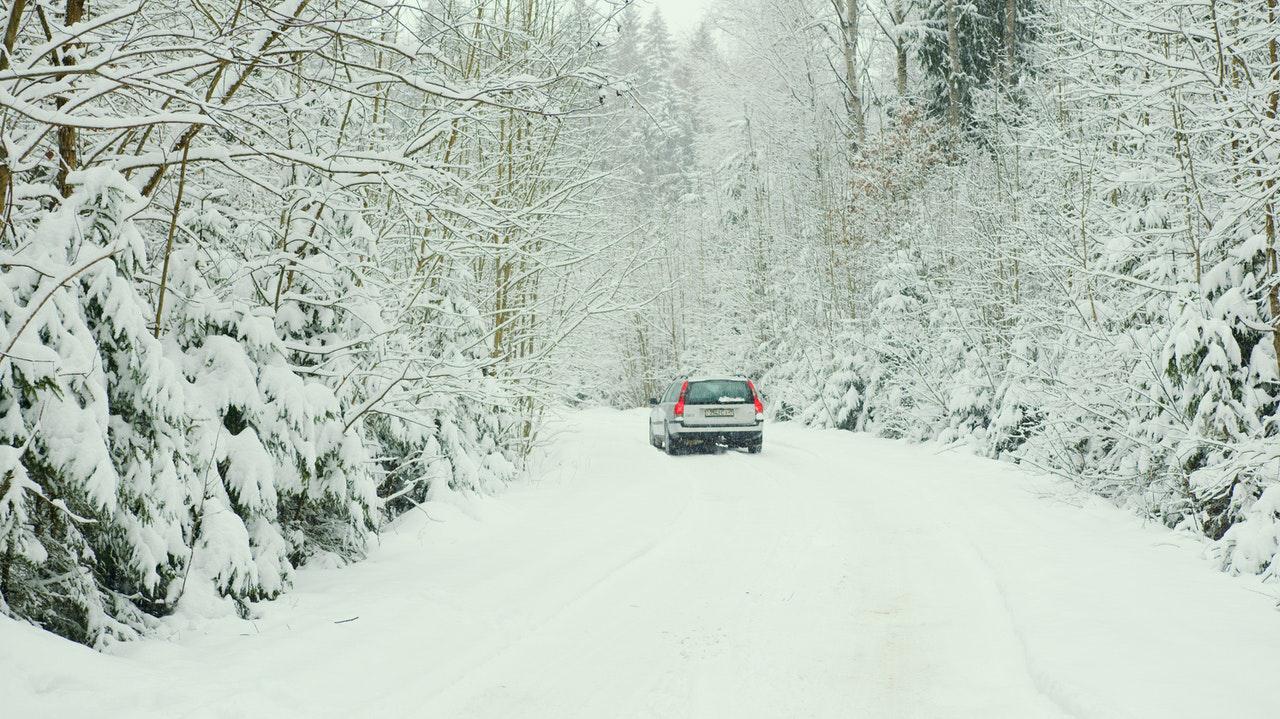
[648,375,764,455]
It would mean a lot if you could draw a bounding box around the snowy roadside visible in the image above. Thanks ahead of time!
[842,430,1280,717]
[0,409,638,718]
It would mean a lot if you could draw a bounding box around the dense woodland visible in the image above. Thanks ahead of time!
[0,0,630,645]
[2,0,1278,647]
[576,0,1280,581]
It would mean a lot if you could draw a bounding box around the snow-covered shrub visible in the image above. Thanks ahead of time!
[164,199,378,600]
[0,171,194,645]
[365,257,522,509]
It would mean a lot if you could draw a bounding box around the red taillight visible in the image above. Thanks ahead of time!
[748,380,764,415]
[673,381,689,417]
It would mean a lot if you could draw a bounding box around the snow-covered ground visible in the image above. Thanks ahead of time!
[4,408,1279,718]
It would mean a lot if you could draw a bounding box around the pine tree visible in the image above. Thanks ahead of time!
[918,0,1035,135]
[1,170,194,645]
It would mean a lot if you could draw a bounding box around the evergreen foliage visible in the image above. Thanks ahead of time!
[1,0,622,645]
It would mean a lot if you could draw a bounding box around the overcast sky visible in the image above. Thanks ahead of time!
[650,0,714,31]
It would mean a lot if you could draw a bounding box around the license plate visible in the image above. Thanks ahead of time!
[705,408,734,417]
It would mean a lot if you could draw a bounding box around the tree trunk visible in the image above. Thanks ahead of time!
[836,0,864,149]
[56,0,86,198]
[152,142,191,337]
[893,0,908,97]
[1003,0,1017,90]
[1267,0,1280,375]
[0,0,26,72]
[945,0,963,133]
[0,0,28,222]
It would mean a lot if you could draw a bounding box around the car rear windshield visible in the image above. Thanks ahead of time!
[685,380,752,405]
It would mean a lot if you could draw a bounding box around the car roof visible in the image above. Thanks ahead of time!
[680,375,751,383]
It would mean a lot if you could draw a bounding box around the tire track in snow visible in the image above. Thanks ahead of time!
[406,447,703,715]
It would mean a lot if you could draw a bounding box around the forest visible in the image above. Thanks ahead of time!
[2,0,1278,648]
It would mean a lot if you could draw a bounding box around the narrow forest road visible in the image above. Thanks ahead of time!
[6,409,1280,719]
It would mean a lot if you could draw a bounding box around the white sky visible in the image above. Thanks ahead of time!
[650,0,715,31]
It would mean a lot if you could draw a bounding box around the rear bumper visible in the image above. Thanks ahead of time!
[670,423,762,445]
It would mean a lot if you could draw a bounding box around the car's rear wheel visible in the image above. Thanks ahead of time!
[747,439,763,454]
[663,424,681,456]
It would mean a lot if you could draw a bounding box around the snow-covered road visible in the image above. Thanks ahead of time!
[5,409,1280,718]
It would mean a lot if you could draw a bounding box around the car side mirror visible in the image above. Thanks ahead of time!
[648,398,658,406]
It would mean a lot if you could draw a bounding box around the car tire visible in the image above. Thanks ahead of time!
[747,440,762,454]
[663,424,680,456]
